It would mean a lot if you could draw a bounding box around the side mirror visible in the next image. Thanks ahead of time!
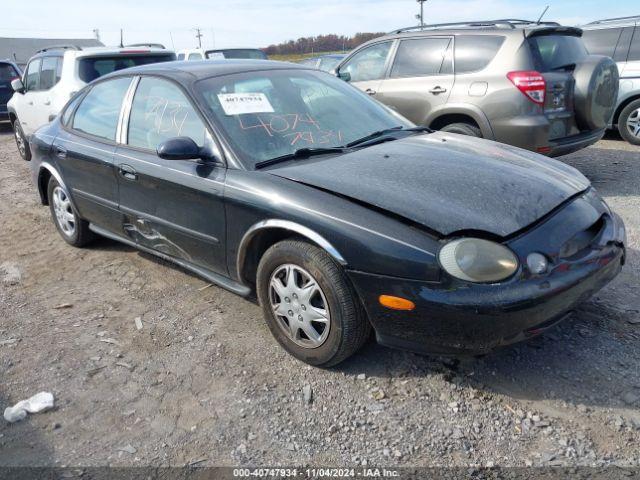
[337,70,351,82]
[11,78,24,94]
[157,137,206,161]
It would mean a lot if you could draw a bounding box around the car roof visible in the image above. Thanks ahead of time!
[100,59,306,81]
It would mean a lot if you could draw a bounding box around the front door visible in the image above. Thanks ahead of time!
[16,58,43,136]
[115,76,227,275]
[54,76,134,233]
[376,37,455,125]
[337,40,395,99]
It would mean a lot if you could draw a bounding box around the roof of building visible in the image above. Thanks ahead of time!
[0,37,104,66]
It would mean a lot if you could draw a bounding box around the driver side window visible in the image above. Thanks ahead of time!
[340,42,393,82]
[24,59,42,91]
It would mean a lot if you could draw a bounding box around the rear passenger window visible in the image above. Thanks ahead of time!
[455,35,505,74]
[72,77,132,141]
[25,59,41,91]
[390,38,452,78]
[40,57,61,90]
[127,77,207,150]
[188,53,203,60]
[629,27,640,62]
[581,28,622,57]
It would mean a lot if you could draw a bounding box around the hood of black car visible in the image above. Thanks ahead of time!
[267,132,591,237]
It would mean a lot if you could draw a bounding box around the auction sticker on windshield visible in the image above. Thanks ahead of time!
[218,93,275,115]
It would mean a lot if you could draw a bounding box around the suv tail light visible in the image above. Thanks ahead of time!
[507,71,546,105]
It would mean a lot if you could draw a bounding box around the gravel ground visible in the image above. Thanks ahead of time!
[0,124,639,468]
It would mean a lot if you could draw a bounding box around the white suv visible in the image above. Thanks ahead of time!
[8,45,176,160]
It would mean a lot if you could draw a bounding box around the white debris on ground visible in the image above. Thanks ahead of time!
[4,392,55,423]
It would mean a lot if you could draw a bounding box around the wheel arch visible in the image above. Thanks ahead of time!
[612,94,640,126]
[37,163,68,206]
[426,105,494,139]
[236,220,347,287]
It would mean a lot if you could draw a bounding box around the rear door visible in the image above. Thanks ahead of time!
[336,41,394,98]
[376,36,454,124]
[115,76,228,274]
[54,76,133,233]
[0,63,19,116]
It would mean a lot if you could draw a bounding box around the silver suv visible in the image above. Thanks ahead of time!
[334,19,619,156]
[582,16,640,145]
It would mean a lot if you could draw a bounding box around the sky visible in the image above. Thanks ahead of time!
[1,0,637,51]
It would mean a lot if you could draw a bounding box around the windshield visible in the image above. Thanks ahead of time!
[528,35,588,72]
[206,49,268,60]
[196,69,410,168]
[77,54,176,83]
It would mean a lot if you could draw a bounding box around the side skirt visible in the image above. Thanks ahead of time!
[89,224,252,297]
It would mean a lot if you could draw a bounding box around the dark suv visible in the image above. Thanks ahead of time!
[581,16,640,145]
[334,19,620,156]
[0,60,21,122]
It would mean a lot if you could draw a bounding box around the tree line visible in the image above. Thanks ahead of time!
[263,32,385,55]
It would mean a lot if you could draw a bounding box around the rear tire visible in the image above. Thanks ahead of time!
[257,240,370,367]
[617,99,640,146]
[12,118,31,161]
[440,122,482,138]
[47,177,94,247]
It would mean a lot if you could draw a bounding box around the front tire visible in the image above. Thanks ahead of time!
[257,240,370,367]
[440,122,483,138]
[618,99,640,146]
[12,118,31,161]
[47,177,94,247]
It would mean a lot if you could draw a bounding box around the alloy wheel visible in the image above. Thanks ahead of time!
[268,264,331,348]
[626,108,640,139]
[14,128,26,157]
[52,186,76,237]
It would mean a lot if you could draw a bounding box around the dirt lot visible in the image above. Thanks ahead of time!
[0,123,639,468]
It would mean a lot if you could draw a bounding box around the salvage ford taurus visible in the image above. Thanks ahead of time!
[28,60,626,366]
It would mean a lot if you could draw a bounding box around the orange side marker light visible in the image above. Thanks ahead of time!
[379,295,416,311]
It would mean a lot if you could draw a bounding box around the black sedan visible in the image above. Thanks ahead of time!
[28,60,626,366]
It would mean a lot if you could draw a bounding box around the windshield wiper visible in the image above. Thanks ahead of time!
[255,147,348,169]
[345,126,432,148]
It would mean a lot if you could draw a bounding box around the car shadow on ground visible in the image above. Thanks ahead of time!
[0,122,13,135]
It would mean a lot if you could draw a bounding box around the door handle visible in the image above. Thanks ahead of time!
[118,164,138,181]
[365,88,377,96]
[54,145,67,159]
[429,86,447,95]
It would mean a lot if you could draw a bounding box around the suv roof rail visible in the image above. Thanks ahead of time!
[585,15,640,25]
[35,44,82,54]
[389,19,560,34]
[126,43,166,49]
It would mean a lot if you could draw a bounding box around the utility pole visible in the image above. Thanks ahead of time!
[416,0,428,29]
[195,28,203,48]
[92,28,100,42]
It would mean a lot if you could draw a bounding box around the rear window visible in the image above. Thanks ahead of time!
[77,54,175,83]
[581,28,622,57]
[206,49,267,60]
[0,63,19,83]
[454,35,505,73]
[528,35,588,72]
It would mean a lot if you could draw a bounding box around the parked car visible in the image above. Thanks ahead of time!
[333,19,619,157]
[299,54,347,72]
[177,48,268,61]
[581,15,640,145]
[7,45,176,160]
[28,60,625,366]
[0,60,21,122]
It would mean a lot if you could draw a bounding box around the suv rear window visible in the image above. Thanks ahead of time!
[206,49,267,60]
[528,35,588,72]
[77,54,175,83]
[454,35,505,73]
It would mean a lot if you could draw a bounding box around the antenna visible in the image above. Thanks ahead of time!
[537,5,549,24]
[119,29,124,48]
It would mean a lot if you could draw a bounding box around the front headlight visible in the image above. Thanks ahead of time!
[438,238,518,283]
